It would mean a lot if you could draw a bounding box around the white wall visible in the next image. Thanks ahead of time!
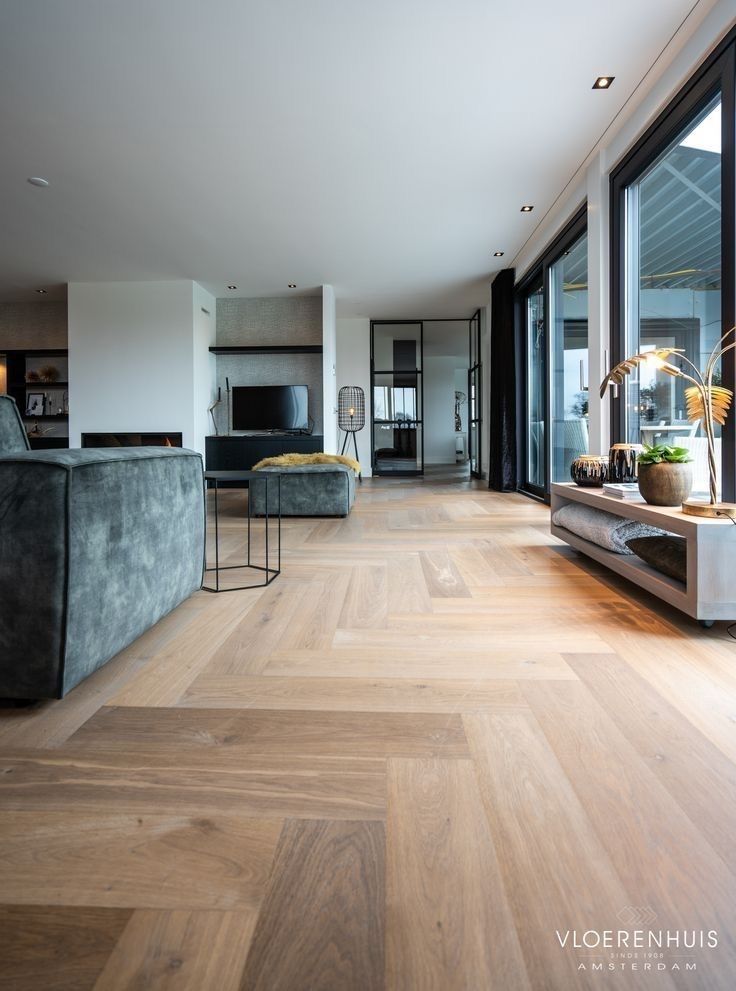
[68,280,213,453]
[193,282,216,454]
[335,317,372,475]
[322,284,337,453]
[511,0,736,457]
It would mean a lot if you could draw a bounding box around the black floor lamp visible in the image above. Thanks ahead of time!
[338,386,365,482]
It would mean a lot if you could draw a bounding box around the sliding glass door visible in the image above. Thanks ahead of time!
[519,209,589,498]
[524,279,546,493]
[550,231,589,482]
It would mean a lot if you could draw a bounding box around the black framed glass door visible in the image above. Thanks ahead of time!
[518,206,588,499]
[468,309,482,478]
[371,321,424,475]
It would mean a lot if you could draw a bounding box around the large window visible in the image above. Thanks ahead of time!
[612,35,735,500]
[519,208,588,498]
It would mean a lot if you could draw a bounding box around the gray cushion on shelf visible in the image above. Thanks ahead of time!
[552,502,666,554]
[251,463,355,517]
[0,395,31,454]
[625,535,687,583]
[0,447,204,699]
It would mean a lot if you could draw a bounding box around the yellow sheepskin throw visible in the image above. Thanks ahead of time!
[252,452,361,472]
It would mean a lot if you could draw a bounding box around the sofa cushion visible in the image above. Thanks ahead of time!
[625,535,687,584]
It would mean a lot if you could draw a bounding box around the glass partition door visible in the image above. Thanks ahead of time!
[371,322,424,475]
[468,309,482,478]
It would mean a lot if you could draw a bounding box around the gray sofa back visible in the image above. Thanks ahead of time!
[0,446,205,698]
[0,395,31,453]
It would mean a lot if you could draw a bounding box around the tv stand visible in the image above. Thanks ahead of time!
[205,433,324,480]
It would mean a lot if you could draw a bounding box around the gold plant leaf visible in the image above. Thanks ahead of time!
[684,385,734,426]
[599,349,684,398]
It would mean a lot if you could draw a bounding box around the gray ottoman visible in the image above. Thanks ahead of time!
[251,464,355,517]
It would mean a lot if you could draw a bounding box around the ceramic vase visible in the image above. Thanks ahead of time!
[571,454,609,487]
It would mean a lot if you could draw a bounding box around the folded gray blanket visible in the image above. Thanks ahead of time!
[552,502,666,554]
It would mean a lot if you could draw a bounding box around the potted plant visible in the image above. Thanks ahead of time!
[636,444,693,506]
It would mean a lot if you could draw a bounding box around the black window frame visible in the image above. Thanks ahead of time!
[610,27,736,501]
[516,204,588,501]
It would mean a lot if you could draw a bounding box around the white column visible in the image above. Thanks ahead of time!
[586,151,611,456]
[322,284,337,452]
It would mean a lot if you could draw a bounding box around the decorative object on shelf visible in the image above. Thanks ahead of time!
[337,386,365,480]
[602,482,645,502]
[601,328,736,517]
[608,442,642,483]
[24,370,40,383]
[454,391,466,432]
[27,420,52,438]
[570,454,609,487]
[225,377,231,437]
[636,444,693,507]
[25,392,45,416]
[62,391,69,414]
[208,386,222,435]
[38,365,60,382]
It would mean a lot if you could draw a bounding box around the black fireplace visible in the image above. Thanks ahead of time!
[81,432,183,448]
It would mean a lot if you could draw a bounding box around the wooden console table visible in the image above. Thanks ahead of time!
[550,482,736,624]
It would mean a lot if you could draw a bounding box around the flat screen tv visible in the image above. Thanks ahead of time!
[231,384,309,432]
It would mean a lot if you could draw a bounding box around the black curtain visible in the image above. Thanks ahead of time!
[489,268,517,491]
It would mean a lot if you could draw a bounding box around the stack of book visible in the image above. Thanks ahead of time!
[602,482,645,502]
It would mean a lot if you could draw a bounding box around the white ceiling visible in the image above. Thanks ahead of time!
[0,0,714,318]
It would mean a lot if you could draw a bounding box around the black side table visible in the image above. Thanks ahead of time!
[202,470,281,592]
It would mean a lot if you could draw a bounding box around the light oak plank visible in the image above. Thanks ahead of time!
[93,909,258,991]
[0,813,281,909]
[0,905,132,991]
[180,675,527,712]
[386,758,530,990]
[240,819,384,991]
[64,706,470,759]
[463,713,664,990]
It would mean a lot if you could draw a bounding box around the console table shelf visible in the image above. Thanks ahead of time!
[550,482,736,623]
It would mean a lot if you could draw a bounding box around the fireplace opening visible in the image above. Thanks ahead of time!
[81,432,183,448]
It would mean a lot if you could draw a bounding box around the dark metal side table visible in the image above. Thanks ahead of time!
[202,470,281,592]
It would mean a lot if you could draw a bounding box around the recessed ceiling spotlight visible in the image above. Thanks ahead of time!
[27,177,50,187]
[493,251,505,257]
[35,288,47,294]
[520,205,534,213]
[226,285,237,290]
[593,76,615,89]
[287,283,297,288]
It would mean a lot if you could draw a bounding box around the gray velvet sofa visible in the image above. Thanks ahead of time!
[0,395,205,699]
[251,463,355,517]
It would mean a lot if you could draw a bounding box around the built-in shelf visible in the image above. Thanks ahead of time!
[209,345,323,355]
[14,380,69,388]
[21,414,69,421]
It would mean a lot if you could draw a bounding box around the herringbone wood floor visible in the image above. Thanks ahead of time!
[2,469,736,989]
